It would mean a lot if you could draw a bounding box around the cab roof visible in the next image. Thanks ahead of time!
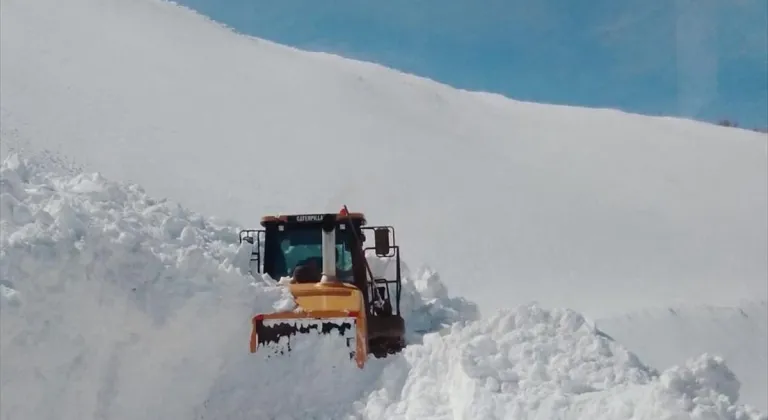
[260,212,367,227]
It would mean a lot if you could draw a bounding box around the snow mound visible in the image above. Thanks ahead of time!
[1,152,764,420]
[596,301,768,411]
[366,255,480,342]
[356,305,766,420]
[0,152,291,420]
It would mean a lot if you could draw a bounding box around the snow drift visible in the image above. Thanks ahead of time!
[597,301,768,411]
[355,307,766,420]
[0,151,287,419]
[2,152,765,419]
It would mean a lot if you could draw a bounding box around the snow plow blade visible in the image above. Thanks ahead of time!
[249,283,369,368]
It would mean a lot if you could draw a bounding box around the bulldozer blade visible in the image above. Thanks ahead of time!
[250,310,368,368]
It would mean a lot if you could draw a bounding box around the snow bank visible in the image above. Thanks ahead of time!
[0,152,294,420]
[355,304,766,420]
[596,301,768,411]
[366,255,480,342]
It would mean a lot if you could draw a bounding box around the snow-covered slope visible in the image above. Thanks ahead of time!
[2,0,766,318]
[1,0,767,416]
[2,153,765,419]
[597,301,768,411]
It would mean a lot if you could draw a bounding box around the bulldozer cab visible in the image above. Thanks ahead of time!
[239,209,405,363]
[261,220,356,283]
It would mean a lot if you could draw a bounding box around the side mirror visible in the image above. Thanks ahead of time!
[374,228,390,256]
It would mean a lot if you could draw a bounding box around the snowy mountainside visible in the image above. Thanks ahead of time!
[597,301,768,411]
[2,0,766,317]
[1,0,767,416]
[2,152,766,419]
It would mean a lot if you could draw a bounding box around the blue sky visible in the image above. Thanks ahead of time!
[177,0,767,128]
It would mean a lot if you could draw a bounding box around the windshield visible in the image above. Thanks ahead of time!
[270,226,354,281]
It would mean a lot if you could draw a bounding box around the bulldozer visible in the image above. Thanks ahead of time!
[238,206,405,368]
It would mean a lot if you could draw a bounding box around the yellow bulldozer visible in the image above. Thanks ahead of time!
[238,206,405,368]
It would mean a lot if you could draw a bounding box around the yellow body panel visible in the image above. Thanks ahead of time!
[288,282,364,313]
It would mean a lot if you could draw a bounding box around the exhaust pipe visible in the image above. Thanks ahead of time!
[320,214,338,283]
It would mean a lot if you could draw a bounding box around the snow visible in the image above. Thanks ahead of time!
[2,0,766,319]
[596,301,768,412]
[1,0,766,417]
[1,152,765,419]
[355,307,763,420]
